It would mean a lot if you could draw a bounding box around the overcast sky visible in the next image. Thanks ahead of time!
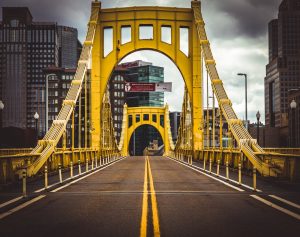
[0,0,282,123]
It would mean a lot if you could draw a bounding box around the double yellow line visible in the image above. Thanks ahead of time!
[140,156,160,237]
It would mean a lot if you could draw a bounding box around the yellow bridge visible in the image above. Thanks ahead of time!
[0,0,299,184]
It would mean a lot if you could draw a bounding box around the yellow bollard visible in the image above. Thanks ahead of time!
[92,159,94,170]
[226,161,229,180]
[238,163,242,185]
[203,157,206,170]
[22,169,27,198]
[44,165,48,190]
[253,167,257,192]
[209,158,212,173]
[86,159,89,172]
[59,164,62,183]
[217,160,220,176]
[70,161,73,179]
[78,160,81,175]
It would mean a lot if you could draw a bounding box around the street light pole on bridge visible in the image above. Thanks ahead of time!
[237,73,248,131]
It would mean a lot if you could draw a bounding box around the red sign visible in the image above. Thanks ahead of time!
[125,82,155,92]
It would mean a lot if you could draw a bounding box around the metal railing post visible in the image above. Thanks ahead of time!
[86,159,89,172]
[95,156,98,168]
[203,156,206,170]
[217,159,220,176]
[209,158,212,173]
[92,158,94,170]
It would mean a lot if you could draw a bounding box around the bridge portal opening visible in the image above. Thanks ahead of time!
[108,50,185,145]
[129,125,164,156]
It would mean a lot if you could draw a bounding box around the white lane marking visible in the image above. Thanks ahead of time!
[0,196,23,209]
[269,195,300,209]
[191,163,262,192]
[167,157,245,192]
[167,157,260,192]
[0,195,46,220]
[35,163,109,193]
[251,195,300,221]
[51,157,126,193]
[35,176,74,193]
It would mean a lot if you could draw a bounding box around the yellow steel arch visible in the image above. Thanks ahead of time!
[90,3,203,154]
[120,105,174,156]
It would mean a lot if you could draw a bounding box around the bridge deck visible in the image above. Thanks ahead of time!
[0,156,299,236]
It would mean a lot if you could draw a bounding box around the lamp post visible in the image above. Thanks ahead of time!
[237,73,248,130]
[256,111,261,145]
[45,73,56,133]
[290,99,297,147]
[0,100,4,129]
[34,112,39,143]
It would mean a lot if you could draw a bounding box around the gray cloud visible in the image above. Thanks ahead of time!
[203,0,281,39]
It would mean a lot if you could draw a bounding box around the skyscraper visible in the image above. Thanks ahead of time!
[57,26,79,68]
[265,0,300,146]
[0,7,79,138]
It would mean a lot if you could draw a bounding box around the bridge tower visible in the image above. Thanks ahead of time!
[90,0,204,156]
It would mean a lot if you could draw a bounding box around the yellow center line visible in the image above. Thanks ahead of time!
[147,156,161,237]
[140,157,148,237]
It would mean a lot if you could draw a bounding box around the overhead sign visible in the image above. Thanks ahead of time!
[124,82,172,92]
[155,82,172,92]
[125,83,155,92]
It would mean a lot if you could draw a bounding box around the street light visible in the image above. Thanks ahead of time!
[34,112,39,143]
[45,73,56,133]
[256,111,261,145]
[290,100,297,147]
[0,100,4,129]
[237,73,248,130]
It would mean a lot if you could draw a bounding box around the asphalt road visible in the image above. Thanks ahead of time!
[0,156,299,237]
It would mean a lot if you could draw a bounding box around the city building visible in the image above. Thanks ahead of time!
[109,67,127,141]
[109,60,164,154]
[265,0,300,146]
[43,67,78,146]
[248,122,281,148]
[169,111,181,143]
[57,26,79,68]
[0,7,80,146]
